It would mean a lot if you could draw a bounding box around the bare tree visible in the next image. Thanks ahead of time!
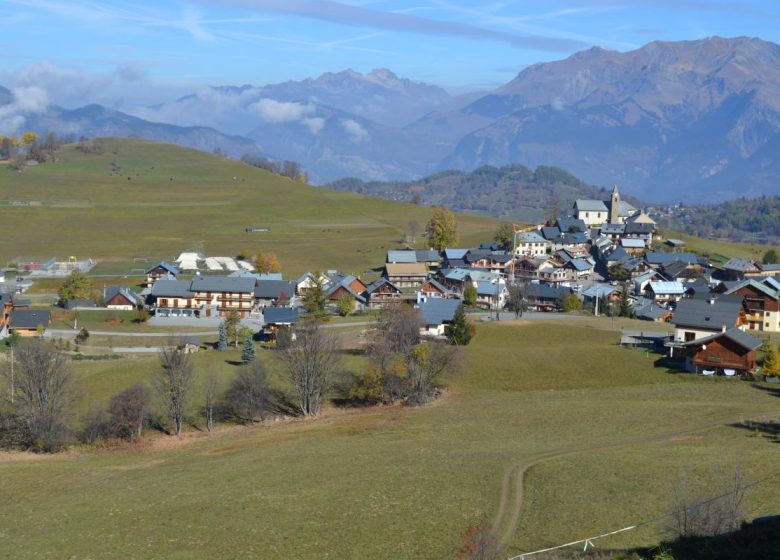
[228,360,268,422]
[280,322,341,416]
[458,518,503,560]
[108,384,150,439]
[507,283,527,319]
[203,372,220,432]
[152,345,195,436]
[666,467,749,539]
[405,341,461,405]
[10,340,73,451]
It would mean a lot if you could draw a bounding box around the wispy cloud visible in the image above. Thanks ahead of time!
[200,0,589,51]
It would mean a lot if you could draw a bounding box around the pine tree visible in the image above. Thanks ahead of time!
[446,305,472,346]
[217,321,228,352]
[619,282,632,318]
[463,283,477,306]
[241,334,256,363]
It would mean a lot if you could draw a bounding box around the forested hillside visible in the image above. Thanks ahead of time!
[329,164,645,223]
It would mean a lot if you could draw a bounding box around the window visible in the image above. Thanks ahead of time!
[684,332,696,342]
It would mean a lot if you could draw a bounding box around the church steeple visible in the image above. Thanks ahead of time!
[609,184,620,224]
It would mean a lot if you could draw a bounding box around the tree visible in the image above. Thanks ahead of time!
[241,334,256,363]
[507,283,526,319]
[57,270,92,305]
[762,343,780,376]
[425,207,459,251]
[276,325,293,349]
[546,190,561,224]
[458,518,503,560]
[302,275,329,322]
[20,131,38,148]
[9,340,73,451]
[558,293,582,312]
[463,283,477,306]
[107,384,150,440]
[405,342,460,405]
[618,282,633,318]
[336,294,355,316]
[224,310,241,347]
[227,360,268,422]
[493,223,514,252]
[203,372,220,432]
[763,249,779,265]
[217,321,228,352]
[446,305,473,346]
[608,263,631,281]
[280,322,340,416]
[254,251,282,274]
[153,345,195,436]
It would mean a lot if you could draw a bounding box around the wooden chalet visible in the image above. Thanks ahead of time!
[384,263,427,289]
[365,278,404,309]
[681,328,760,375]
[104,285,140,310]
[145,261,180,288]
[723,278,780,333]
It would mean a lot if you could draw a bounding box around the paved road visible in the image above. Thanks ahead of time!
[45,329,218,338]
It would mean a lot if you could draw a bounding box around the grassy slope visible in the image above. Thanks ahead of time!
[0,139,497,276]
[1,322,778,559]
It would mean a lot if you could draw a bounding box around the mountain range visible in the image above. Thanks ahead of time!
[3,36,780,204]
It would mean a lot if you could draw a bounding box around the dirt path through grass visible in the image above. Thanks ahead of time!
[491,412,770,548]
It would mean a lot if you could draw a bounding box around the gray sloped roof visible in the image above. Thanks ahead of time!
[105,285,139,305]
[418,298,460,326]
[263,306,299,325]
[556,218,588,233]
[574,199,608,212]
[568,258,593,272]
[146,260,179,275]
[681,328,762,351]
[645,252,698,266]
[722,258,758,273]
[444,248,468,259]
[526,283,571,300]
[541,226,561,240]
[10,309,50,329]
[254,280,296,299]
[192,275,256,293]
[366,277,402,294]
[672,296,742,330]
[151,279,194,298]
[415,249,440,263]
[387,250,417,263]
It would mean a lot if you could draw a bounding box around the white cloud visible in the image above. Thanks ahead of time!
[0,86,49,134]
[340,118,368,142]
[250,98,315,123]
[302,116,325,133]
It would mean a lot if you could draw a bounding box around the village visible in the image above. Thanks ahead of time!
[1,186,777,380]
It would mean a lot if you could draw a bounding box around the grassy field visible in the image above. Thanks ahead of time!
[1,321,778,559]
[0,139,498,277]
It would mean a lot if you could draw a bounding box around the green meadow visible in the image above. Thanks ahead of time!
[1,322,777,559]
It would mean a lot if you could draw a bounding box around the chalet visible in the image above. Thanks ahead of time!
[415,249,441,269]
[565,258,594,281]
[601,223,626,242]
[386,250,417,264]
[643,281,686,305]
[661,260,706,283]
[466,250,513,273]
[556,217,588,234]
[719,258,760,281]
[515,231,549,257]
[150,279,197,317]
[104,285,140,310]
[442,248,469,269]
[524,284,572,312]
[633,298,673,322]
[513,256,549,282]
[681,328,761,376]
[644,252,698,270]
[439,268,471,293]
[419,278,452,299]
[365,278,404,309]
[623,222,655,245]
[633,270,665,295]
[325,275,368,310]
[145,261,179,288]
[191,276,256,318]
[476,281,508,310]
[417,298,460,337]
[723,278,780,332]
[603,246,631,269]
[384,262,428,289]
[537,260,569,285]
[10,309,49,336]
[255,280,296,308]
[671,296,745,344]
[262,306,300,342]
[582,284,621,305]
[295,272,324,295]
[620,238,646,256]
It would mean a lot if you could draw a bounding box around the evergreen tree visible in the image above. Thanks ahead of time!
[463,283,477,306]
[241,334,256,363]
[217,321,228,352]
[446,305,472,346]
[619,282,633,318]
[302,277,329,322]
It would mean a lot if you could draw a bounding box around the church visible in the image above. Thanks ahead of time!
[572,185,638,227]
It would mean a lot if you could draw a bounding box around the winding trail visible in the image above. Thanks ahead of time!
[490,412,767,548]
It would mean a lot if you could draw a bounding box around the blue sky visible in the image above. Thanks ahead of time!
[1,0,779,107]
